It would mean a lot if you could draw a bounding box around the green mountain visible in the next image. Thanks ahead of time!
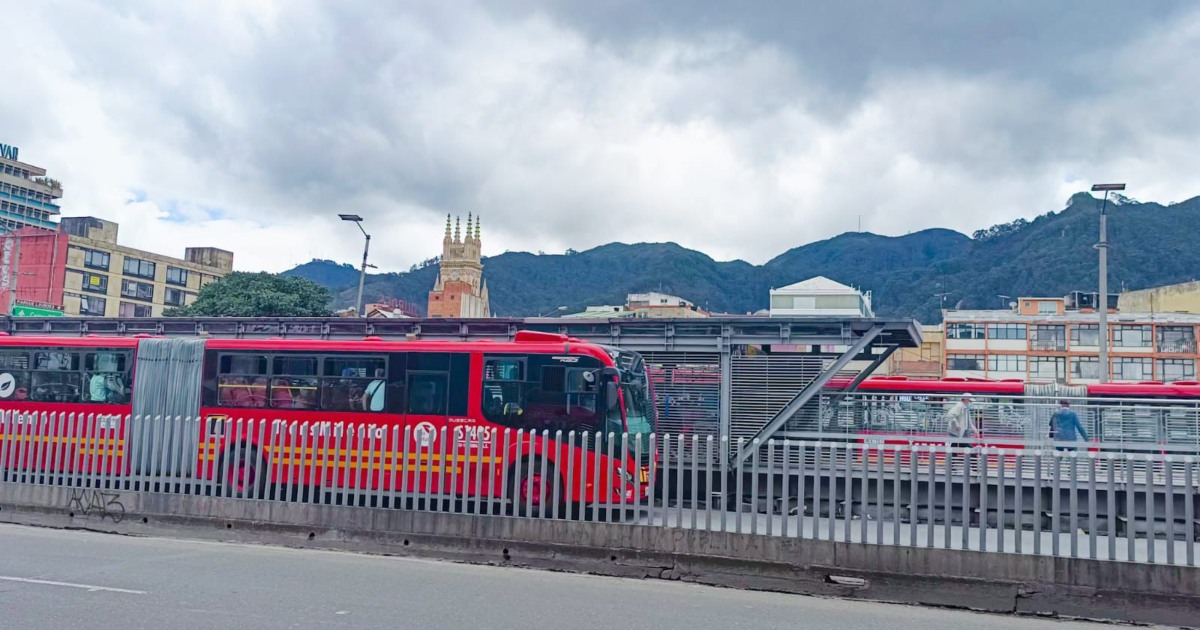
[282,193,1200,322]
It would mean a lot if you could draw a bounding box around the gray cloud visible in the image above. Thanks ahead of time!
[4,1,1199,273]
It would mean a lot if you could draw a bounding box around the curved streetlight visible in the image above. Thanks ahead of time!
[339,214,370,317]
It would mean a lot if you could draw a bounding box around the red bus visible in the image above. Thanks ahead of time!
[0,331,657,515]
[821,376,1200,451]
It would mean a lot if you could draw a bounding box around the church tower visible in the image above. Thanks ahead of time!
[427,213,491,318]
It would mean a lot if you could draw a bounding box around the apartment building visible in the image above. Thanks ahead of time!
[1,217,233,317]
[943,296,1200,384]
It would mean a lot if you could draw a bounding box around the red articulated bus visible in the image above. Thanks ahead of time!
[0,331,658,514]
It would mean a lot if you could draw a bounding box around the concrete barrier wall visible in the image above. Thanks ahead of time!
[1,481,1197,626]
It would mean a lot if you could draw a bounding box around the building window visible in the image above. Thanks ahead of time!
[165,266,189,286]
[1156,326,1196,354]
[82,248,110,271]
[164,287,186,307]
[118,302,153,318]
[1071,357,1101,380]
[987,354,1026,372]
[79,296,106,317]
[1112,325,1152,348]
[122,257,156,279]
[947,354,984,371]
[81,272,108,294]
[1031,324,1066,351]
[120,280,155,301]
[946,323,985,340]
[986,323,1026,340]
[1030,356,1066,381]
[1070,324,1099,347]
[1113,357,1153,381]
[1036,300,1058,315]
[1157,358,1196,382]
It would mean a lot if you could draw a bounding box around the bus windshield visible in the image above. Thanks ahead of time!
[600,344,657,436]
[622,382,654,436]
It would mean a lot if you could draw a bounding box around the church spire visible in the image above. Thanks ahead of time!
[454,216,461,243]
[474,216,481,241]
[443,214,452,242]
[466,213,473,242]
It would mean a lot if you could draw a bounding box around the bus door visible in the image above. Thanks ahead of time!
[401,351,470,498]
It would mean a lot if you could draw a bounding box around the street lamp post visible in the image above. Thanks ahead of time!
[1091,183,1126,382]
[339,214,370,317]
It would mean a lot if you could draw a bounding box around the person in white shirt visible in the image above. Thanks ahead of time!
[945,395,977,439]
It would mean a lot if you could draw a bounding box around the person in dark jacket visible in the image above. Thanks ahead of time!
[1050,400,1088,449]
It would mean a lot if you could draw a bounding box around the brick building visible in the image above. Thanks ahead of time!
[427,214,490,318]
[1,217,233,317]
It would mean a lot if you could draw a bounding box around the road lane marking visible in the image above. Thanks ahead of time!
[0,576,146,594]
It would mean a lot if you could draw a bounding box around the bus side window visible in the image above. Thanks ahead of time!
[31,349,83,403]
[481,355,526,426]
[271,355,319,410]
[217,353,268,408]
[31,372,81,403]
[35,350,79,371]
[84,350,131,404]
[522,355,605,433]
[0,350,30,402]
[321,355,388,412]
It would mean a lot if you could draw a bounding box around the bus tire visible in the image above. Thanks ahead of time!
[509,457,563,518]
[219,443,267,499]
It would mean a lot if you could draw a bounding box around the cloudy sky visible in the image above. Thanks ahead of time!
[6,1,1199,272]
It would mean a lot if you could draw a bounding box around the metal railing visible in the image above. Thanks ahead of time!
[1157,340,1198,354]
[1,411,1196,567]
[809,392,1200,452]
[1030,339,1067,351]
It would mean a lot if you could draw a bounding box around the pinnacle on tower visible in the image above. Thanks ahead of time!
[444,214,452,241]
[454,216,461,242]
[466,213,473,241]
[474,216,481,240]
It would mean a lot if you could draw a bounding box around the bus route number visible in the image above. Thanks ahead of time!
[454,425,494,449]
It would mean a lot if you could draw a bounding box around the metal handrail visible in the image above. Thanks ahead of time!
[814,391,1200,450]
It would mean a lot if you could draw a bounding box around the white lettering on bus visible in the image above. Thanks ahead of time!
[453,425,493,449]
[268,420,388,440]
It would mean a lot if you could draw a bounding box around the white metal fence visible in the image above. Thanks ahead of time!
[1,411,1196,567]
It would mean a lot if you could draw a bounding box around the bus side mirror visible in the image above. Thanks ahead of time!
[605,381,619,411]
[503,403,523,417]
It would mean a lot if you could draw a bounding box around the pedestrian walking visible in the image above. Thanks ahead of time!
[945,395,977,440]
[1050,399,1088,449]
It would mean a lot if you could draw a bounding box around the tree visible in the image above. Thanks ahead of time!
[166,272,333,317]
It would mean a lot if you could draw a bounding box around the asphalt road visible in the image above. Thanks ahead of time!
[0,524,1141,630]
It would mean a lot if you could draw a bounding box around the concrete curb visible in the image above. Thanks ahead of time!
[2,482,1197,627]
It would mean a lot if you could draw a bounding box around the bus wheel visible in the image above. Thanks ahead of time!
[510,458,562,518]
[221,444,266,499]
